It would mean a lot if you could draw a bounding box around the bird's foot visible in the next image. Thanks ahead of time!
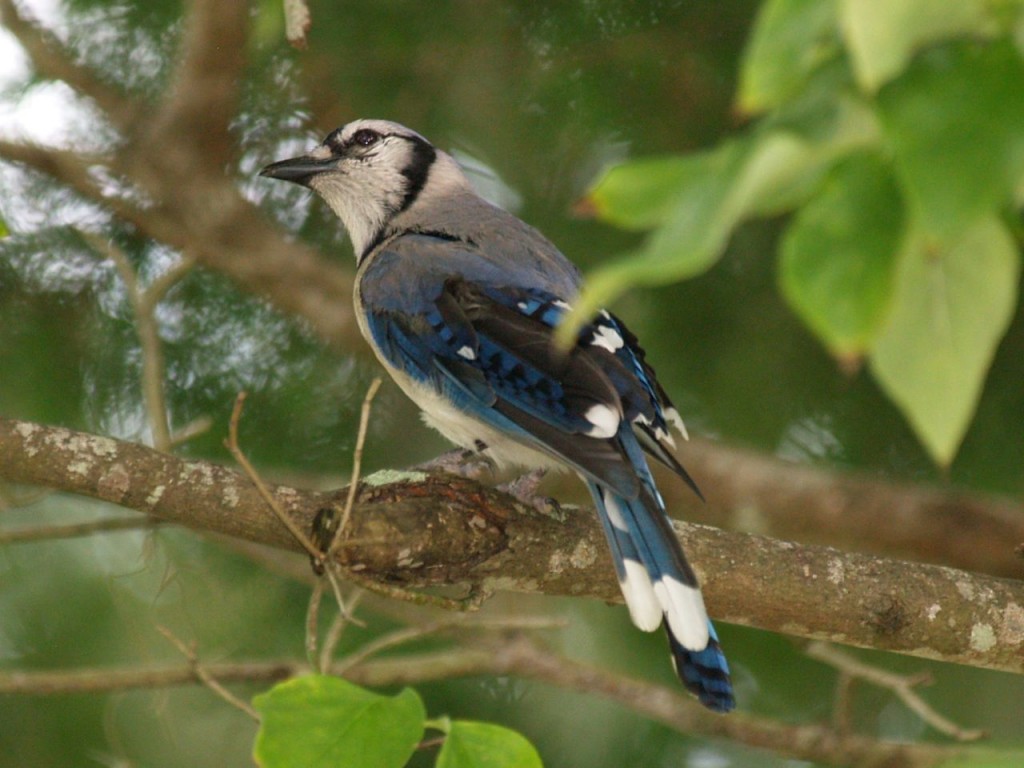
[416,446,495,481]
[497,468,563,519]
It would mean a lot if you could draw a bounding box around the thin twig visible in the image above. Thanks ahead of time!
[315,565,369,630]
[832,670,854,735]
[0,486,53,512]
[332,622,473,677]
[305,579,325,669]
[83,233,185,452]
[104,236,169,450]
[319,590,365,672]
[156,626,259,721]
[225,385,476,617]
[322,567,362,627]
[806,641,986,741]
[326,377,383,559]
[313,378,380,622]
[143,255,196,308]
[339,570,488,613]
[0,516,162,545]
[333,615,566,676]
[169,415,213,447]
[305,583,366,673]
[0,660,303,695]
[224,391,320,560]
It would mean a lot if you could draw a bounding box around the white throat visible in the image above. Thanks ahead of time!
[312,180,389,256]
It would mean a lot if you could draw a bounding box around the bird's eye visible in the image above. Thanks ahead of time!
[351,129,380,147]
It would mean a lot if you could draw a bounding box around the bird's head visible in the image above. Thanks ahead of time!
[260,119,469,258]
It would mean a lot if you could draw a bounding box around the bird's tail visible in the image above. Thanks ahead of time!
[586,480,735,712]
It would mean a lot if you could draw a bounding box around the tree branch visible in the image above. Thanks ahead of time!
[0,138,113,203]
[478,636,977,768]
[0,635,997,767]
[0,516,161,544]
[0,139,362,353]
[2,416,1023,677]
[83,233,194,451]
[146,0,250,165]
[673,438,1024,579]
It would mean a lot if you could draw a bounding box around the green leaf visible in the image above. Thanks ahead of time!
[839,0,999,91]
[436,721,543,768]
[570,130,827,327]
[870,216,1020,466]
[877,40,1024,242]
[585,95,872,232]
[738,0,840,113]
[563,140,748,334]
[585,155,704,231]
[253,675,426,768]
[623,138,754,276]
[780,151,904,357]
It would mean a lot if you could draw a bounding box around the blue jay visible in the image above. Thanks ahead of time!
[261,119,735,712]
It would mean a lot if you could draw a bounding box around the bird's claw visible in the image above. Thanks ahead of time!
[498,468,563,518]
[416,446,495,481]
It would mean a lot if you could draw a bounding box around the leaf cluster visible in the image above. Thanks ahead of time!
[254,675,542,768]
[578,0,1024,465]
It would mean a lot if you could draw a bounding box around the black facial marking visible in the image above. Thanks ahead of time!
[398,136,437,213]
[324,128,346,152]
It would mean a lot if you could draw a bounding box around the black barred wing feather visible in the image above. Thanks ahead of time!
[460,281,702,500]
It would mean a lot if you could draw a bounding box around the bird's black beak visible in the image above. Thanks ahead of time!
[259,154,334,186]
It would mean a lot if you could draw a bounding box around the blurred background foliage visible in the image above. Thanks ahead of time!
[0,0,1022,766]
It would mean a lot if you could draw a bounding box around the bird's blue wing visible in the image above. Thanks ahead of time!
[363,281,633,495]
[359,235,696,496]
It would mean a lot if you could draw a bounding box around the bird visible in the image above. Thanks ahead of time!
[260,119,735,712]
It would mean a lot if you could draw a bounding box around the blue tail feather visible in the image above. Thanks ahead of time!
[668,621,735,712]
[585,474,735,712]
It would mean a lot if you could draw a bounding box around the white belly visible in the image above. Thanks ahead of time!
[398,371,565,471]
